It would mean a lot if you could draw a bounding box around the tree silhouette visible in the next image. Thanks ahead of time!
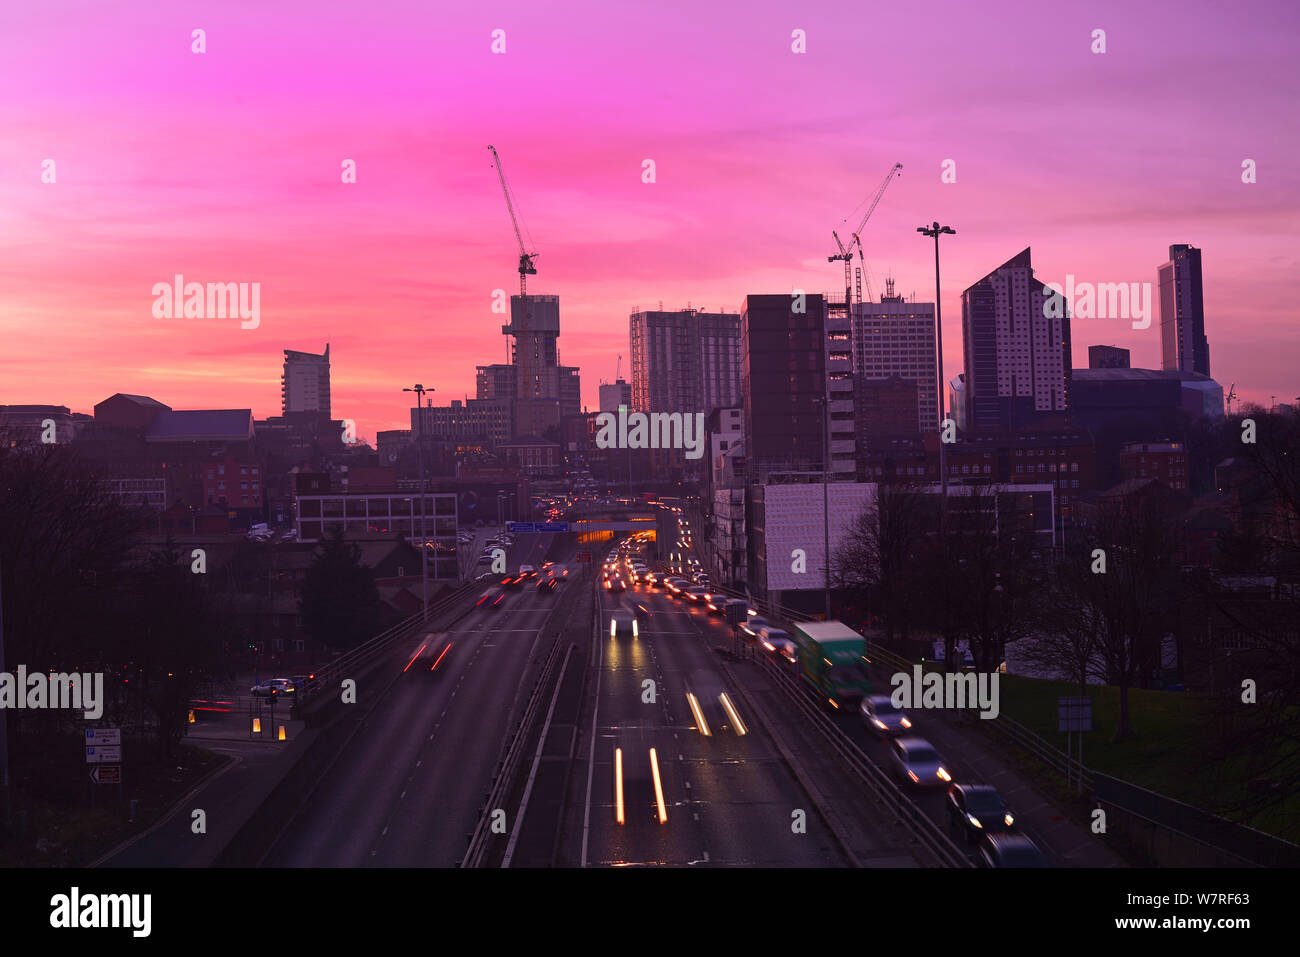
[298,527,381,650]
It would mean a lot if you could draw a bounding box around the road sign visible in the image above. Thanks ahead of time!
[575,550,592,563]
[85,728,121,746]
[538,522,569,533]
[508,522,537,534]
[1058,696,1093,732]
[90,765,121,784]
[86,745,122,763]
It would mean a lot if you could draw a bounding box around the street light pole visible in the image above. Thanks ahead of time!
[403,383,434,622]
[918,222,956,524]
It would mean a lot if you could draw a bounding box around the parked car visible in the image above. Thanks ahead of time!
[860,695,913,736]
[889,737,952,788]
[978,833,1046,868]
[947,784,1016,843]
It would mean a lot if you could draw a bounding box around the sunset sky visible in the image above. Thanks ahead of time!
[2,0,1296,439]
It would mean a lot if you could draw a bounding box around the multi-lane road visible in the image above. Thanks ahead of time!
[564,576,860,866]
[267,531,568,866]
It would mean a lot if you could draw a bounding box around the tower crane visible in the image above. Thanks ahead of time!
[829,162,902,308]
[488,145,538,399]
[488,145,537,296]
[1226,382,1237,415]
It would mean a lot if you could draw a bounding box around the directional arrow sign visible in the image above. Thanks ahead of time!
[90,765,121,784]
[85,746,122,764]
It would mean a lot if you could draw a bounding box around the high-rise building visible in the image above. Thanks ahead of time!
[961,248,1071,431]
[599,380,632,413]
[1088,344,1130,369]
[478,295,579,437]
[629,308,742,416]
[851,292,938,437]
[282,345,331,416]
[740,294,826,473]
[1159,244,1210,377]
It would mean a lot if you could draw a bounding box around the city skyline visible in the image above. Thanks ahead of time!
[2,0,1296,436]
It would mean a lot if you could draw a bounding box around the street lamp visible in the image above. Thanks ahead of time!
[403,383,434,621]
[917,222,956,520]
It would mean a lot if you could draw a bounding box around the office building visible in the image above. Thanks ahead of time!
[740,294,826,474]
[851,289,938,437]
[599,380,632,413]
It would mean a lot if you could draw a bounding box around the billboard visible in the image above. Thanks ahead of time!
[762,482,877,592]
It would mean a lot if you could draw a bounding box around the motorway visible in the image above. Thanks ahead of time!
[561,567,898,867]
[266,531,568,866]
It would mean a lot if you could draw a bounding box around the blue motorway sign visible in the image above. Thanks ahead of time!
[538,522,569,533]
[508,522,538,534]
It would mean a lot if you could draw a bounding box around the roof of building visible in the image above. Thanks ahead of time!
[1074,368,1216,384]
[145,409,253,442]
[103,393,171,409]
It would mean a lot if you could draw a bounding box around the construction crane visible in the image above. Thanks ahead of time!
[615,355,622,381]
[488,145,537,296]
[488,145,538,399]
[829,162,902,308]
[1226,382,1237,415]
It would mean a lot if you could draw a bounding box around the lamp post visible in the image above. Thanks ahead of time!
[917,222,956,523]
[403,383,434,621]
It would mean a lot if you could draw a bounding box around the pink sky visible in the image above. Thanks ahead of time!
[2,0,1297,439]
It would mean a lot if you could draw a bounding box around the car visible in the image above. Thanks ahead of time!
[860,695,913,736]
[740,615,772,638]
[500,574,524,589]
[630,599,653,619]
[978,833,1046,868]
[756,625,792,650]
[476,588,506,609]
[536,575,559,593]
[684,586,709,603]
[609,608,638,638]
[476,554,496,565]
[519,564,537,578]
[890,737,952,788]
[250,678,293,697]
[665,577,690,594]
[288,674,317,694]
[643,571,661,587]
[947,784,1016,843]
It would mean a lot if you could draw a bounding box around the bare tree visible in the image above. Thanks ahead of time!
[832,481,930,645]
